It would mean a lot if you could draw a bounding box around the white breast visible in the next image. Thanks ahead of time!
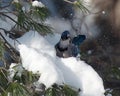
[59,39,70,49]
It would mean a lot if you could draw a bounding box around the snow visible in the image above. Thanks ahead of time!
[106,94,112,96]
[32,1,45,8]
[8,63,24,81]
[45,17,72,34]
[0,3,105,95]
[17,31,105,96]
[102,11,106,14]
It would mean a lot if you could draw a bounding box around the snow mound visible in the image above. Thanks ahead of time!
[18,31,105,96]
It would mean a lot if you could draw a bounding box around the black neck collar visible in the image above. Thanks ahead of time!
[57,45,68,52]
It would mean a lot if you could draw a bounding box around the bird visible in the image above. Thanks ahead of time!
[55,30,71,58]
[55,30,86,58]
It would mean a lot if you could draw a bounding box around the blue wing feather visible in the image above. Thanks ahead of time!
[72,35,86,46]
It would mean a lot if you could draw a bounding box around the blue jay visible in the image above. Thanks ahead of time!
[55,30,86,58]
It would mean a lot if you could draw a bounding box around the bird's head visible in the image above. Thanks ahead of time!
[61,30,70,40]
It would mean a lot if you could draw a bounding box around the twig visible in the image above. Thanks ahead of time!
[0,32,20,59]
[0,28,21,44]
[0,28,10,34]
[0,0,13,9]
[0,85,6,93]
[1,69,9,82]
[0,13,28,31]
[64,0,74,4]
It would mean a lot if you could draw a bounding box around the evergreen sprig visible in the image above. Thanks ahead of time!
[30,6,50,21]
[0,40,5,60]
[13,1,52,34]
[74,0,90,13]
[45,84,79,96]
[3,82,31,96]
[8,64,40,85]
[0,68,8,90]
[64,0,89,13]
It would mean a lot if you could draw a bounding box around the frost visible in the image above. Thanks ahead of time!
[32,1,45,8]
[13,0,19,3]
